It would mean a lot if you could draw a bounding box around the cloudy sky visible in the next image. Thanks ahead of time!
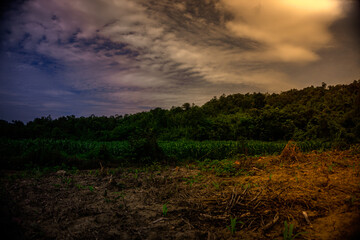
[0,0,359,122]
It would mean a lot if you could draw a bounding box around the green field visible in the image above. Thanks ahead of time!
[0,138,332,169]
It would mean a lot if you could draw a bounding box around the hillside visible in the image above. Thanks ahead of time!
[1,80,359,144]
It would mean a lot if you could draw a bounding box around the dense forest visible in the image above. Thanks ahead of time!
[1,81,360,144]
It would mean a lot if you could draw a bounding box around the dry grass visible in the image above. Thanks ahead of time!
[277,140,304,164]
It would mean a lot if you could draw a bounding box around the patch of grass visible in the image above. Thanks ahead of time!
[114,192,126,200]
[134,169,139,179]
[113,192,126,208]
[328,163,335,173]
[196,159,248,177]
[243,183,251,190]
[75,184,95,192]
[228,217,237,235]
[162,203,168,217]
[182,173,203,187]
[61,177,72,186]
[283,221,306,240]
[227,217,242,236]
[70,166,79,175]
[212,181,223,190]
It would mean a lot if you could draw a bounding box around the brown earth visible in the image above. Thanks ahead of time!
[1,145,360,239]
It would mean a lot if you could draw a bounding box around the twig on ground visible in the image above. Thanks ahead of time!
[261,213,279,231]
[151,217,166,224]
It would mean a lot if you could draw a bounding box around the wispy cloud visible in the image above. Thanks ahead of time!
[0,0,358,121]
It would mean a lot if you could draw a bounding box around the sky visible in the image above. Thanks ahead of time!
[0,0,359,122]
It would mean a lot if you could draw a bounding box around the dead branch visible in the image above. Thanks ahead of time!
[261,213,279,231]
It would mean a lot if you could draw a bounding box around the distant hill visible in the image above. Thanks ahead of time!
[1,80,359,144]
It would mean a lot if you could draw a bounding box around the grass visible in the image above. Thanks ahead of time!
[283,221,306,240]
[114,192,125,201]
[0,138,333,169]
[243,183,251,190]
[227,217,243,236]
[61,177,72,185]
[328,163,335,173]
[75,184,95,192]
[196,158,249,177]
[162,203,168,217]
[182,173,203,186]
[227,217,237,235]
[212,181,222,190]
[104,191,126,204]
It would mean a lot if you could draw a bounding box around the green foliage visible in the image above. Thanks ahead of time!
[21,144,66,167]
[86,144,112,163]
[128,132,167,164]
[0,138,333,169]
[2,81,360,169]
[160,140,290,160]
[1,81,359,144]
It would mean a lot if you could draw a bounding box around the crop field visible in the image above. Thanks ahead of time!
[1,143,359,239]
[0,139,332,169]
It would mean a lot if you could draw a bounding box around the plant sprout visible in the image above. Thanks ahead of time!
[162,203,168,216]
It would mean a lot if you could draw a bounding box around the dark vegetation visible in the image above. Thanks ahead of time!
[2,81,359,142]
[0,80,359,169]
[1,81,360,239]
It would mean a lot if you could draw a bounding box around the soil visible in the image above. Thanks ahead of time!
[1,146,360,239]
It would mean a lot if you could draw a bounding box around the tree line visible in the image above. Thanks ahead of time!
[1,80,359,144]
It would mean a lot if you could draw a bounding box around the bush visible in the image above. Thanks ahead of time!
[128,132,167,164]
[21,146,66,168]
[85,144,113,166]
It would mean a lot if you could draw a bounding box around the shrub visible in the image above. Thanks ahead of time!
[128,132,168,164]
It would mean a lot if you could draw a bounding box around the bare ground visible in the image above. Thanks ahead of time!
[1,146,360,239]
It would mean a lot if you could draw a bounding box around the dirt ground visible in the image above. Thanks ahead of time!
[1,145,360,239]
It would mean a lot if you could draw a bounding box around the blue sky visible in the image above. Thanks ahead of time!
[0,0,359,122]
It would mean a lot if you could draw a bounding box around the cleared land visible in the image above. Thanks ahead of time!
[1,144,360,239]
